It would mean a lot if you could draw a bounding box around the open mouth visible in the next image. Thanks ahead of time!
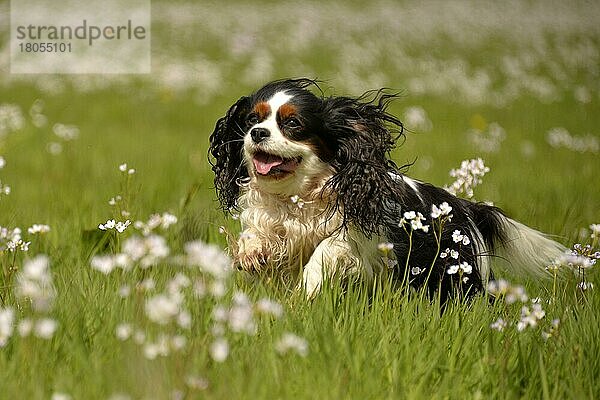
[252,151,301,178]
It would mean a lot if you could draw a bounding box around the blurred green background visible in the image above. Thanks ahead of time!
[1,0,597,238]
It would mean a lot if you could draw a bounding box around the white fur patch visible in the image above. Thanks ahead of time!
[497,217,566,277]
[389,172,425,203]
[248,91,292,146]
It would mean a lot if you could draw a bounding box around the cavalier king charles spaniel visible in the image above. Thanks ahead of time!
[209,78,564,301]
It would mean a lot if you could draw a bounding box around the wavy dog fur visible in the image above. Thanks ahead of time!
[209,78,565,301]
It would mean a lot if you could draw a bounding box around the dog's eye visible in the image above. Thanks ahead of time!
[246,113,259,126]
[285,117,302,129]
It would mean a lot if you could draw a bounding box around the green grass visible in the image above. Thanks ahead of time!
[0,83,597,400]
[1,1,600,398]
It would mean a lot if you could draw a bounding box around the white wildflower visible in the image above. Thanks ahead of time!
[468,122,506,153]
[143,343,160,360]
[133,330,146,345]
[210,281,227,298]
[161,213,178,229]
[193,280,206,298]
[91,255,117,275]
[401,211,429,232]
[29,99,47,128]
[98,219,115,230]
[210,338,229,362]
[403,106,432,132]
[118,285,131,298]
[490,318,507,332]
[115,220,131,233]
[0,104,25,135]
[123,235,170,268]
[17,318,33,337]
[47,142,63,155]
[51,393,72,400]
[546,127,599,154]
[411,266,425,275]
[255,298,284,318]
[542,318,561,340]
[171,335,187,351]
[52,123,79,140]
[27,224,51,234]
[228,292,256,334]
[460,262,472,274]
[452,230,463,243]
[185,375,209,390]
[445,158,490,198]
[275,332,309,357]
[446,262,472,275]
[0,308,14,347]
[488,279,528,304]
[506,286,528,304]
[116,323,132,341]
[212,306,228,322]
[377,242,394,252]
[34,318,58,339]
[431,202,453,219]
[517,304,545,331]
[184,241,231,279]
[290,195,305,208]
[16,255,55,312]
[403,211,416,221]
[447,265,459,274]
[145,294,180,325]
[559,252,594,269]
[139,277,156,292]
[487,279,510,295]
[177,310,192,329]
[590,224,600,240]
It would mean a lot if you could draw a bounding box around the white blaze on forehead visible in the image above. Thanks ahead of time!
[267,91,293,114]
[251,91,293,136]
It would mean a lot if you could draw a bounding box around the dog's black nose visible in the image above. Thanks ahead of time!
[250,128,270,143]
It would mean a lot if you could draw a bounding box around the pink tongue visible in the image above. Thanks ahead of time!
[253,154,284,175]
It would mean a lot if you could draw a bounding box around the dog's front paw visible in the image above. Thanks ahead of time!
[301,260,324,299]
[236,234,271,272]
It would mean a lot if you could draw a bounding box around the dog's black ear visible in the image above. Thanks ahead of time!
[321,91,406,237]
[209,96,251,212]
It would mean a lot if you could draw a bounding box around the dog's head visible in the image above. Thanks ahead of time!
[209,78,405,235]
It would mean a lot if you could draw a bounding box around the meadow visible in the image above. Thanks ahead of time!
[0,1,599,399]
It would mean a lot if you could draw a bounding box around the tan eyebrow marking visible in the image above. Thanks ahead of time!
[278,103,297,120]
[253,101,271,120]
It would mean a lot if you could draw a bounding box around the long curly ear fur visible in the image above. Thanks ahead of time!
[208,96,251,212]
[321,91,406,237]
